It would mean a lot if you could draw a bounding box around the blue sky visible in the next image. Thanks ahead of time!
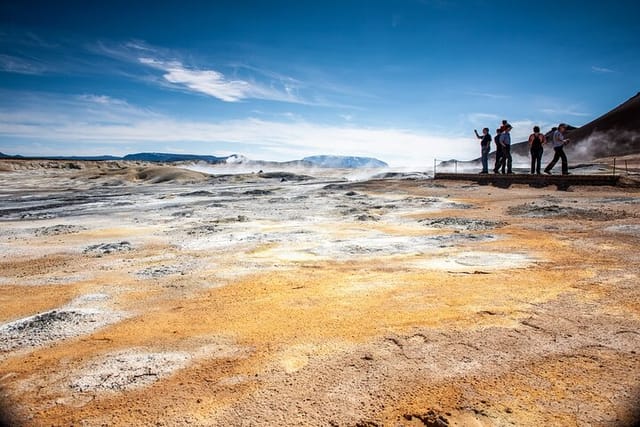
[1,0,638,166]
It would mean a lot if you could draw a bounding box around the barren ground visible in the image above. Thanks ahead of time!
[0,160,639,426]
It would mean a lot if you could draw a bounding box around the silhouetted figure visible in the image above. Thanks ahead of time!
[528,126,546,174]
[499,124,513,174]
[544,123,570,175]
[493,128,503,173]
[474,127,492,174]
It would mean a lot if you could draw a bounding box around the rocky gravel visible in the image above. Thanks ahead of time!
[1,162,639,426]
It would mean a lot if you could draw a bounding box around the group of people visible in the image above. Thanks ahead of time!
[474,121,571,175]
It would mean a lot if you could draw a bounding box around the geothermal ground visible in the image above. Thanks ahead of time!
[0,160,639,426]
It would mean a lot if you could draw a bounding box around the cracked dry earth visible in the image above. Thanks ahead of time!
[1,162,639,426]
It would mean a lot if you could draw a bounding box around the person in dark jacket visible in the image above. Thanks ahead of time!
[474,127,492,173]
[493,128,503,174]
[499,124,513,174]
[528,126,546,174]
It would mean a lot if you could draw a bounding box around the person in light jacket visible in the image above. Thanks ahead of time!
[544,123,570,175]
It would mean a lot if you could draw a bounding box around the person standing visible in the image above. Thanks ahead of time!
[499,124,513,174]
[474,127,492,173]
[544,123,570,175]
[493,127,503,174]
[528,126,546,174]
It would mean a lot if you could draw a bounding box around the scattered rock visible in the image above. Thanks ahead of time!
[178,190,214,197]
[68,351,191,393]
[34,224,86,236]
[402,409,450,426]
[0,309,116,354]
[136,265,183,279]
[184,224,218,236]
[507,203,633,220]
[356,214,380,221]
[258,172,313,181]
[419,217,505,231]
[171,210,194,218]
[83,241,132,255]
[244,189,273,196]
[214,215,249,224]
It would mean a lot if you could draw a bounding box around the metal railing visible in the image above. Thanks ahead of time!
[433,158,629,176]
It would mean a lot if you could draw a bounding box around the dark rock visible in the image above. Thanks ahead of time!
[83,241,132,255]
[34,224,86,236]
[419,218,505,231]
[244,189,273,196]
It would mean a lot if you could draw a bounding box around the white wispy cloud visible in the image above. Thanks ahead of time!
[464,91,510,100]
[76,94,130,106]
[467,113,500,126]
[591,66,615,74]
[540,108,591,118]
[0,54,46,75]
[138,57,302,104]
[87,40,362,109]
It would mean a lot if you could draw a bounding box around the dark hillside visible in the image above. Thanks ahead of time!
[500,92,640,162]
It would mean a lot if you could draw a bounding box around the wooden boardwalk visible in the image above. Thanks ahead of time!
[434,172,620,190]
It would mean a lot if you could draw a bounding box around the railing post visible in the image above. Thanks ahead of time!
[613,158,616,176]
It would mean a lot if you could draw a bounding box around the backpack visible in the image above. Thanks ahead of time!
[531,133,542,149]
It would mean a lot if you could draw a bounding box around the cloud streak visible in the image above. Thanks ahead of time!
[138,57,302,104]
[464,91,510,100]
[540,108,591,118]
[591,66,615,74]
[0,54,47,75]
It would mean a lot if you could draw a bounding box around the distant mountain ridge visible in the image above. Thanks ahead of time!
[0,151,388,169]
[122,152,228,163]
[302,155,388,168]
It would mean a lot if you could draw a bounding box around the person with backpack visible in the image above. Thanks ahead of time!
[499,124,513,174]
[544,123,571,175]
[528,126,546,174]
[474,127,492,174]
[493,127,503,174]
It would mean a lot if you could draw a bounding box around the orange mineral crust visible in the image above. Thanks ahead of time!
[1,161,639,426]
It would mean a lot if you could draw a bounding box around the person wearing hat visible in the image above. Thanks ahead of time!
[498,123,513,174]
[544,123,570,175]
